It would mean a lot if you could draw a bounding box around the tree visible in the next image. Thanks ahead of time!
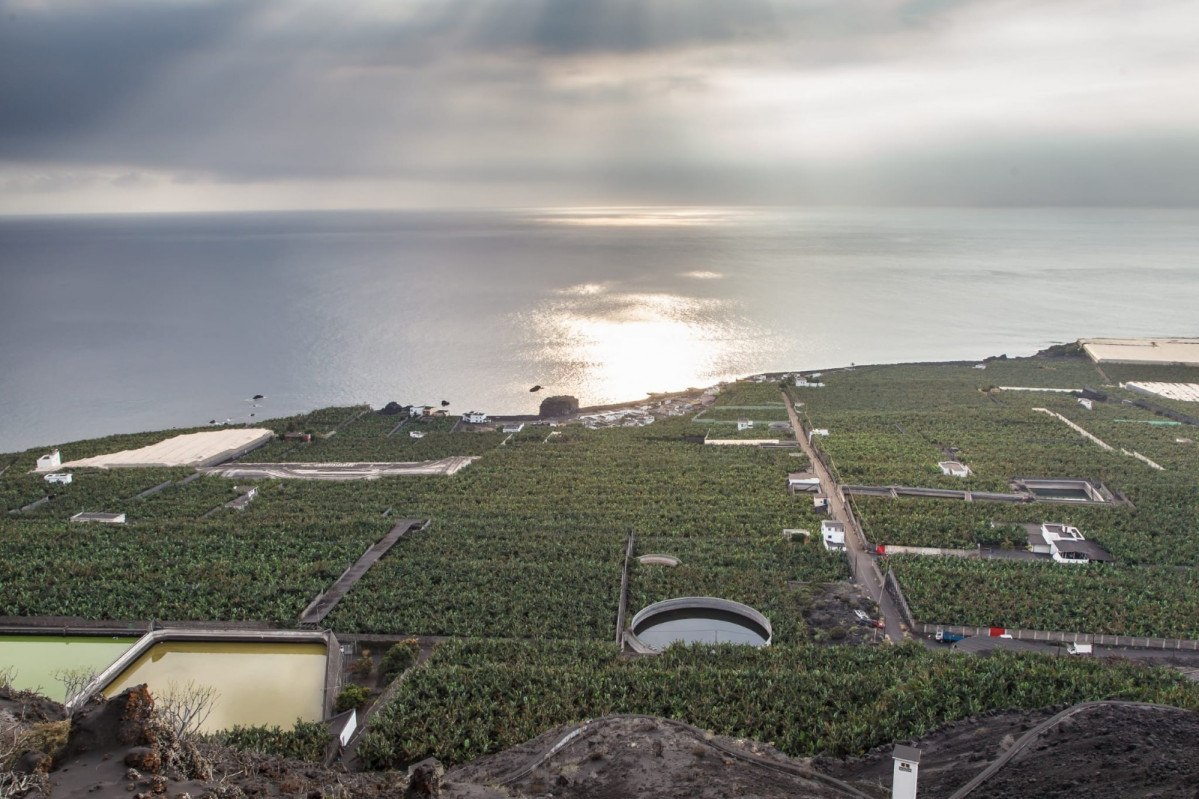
[53,666,98,710]
[158,680,220,741]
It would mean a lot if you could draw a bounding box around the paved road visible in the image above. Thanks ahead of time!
[785,391,905,644]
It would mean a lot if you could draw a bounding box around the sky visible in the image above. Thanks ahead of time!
[2,0,1198,214]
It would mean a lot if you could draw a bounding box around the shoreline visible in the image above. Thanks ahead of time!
[7,338,1194,455]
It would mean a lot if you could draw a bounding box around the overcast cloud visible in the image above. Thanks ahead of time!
[2,0,1198,213]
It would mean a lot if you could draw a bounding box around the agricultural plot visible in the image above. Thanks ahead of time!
[889,556,1199,639]
[0,515,387,624]
[801,354,1199,641]
[698,407,793,422]
[629,532,848,644]
[5,467,197,520]
[327,418,837,638]
[357,638,1199,768]
[240,411,506,463]
[711,380,790,407]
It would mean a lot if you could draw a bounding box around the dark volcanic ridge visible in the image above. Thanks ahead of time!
[6,688,1199,798]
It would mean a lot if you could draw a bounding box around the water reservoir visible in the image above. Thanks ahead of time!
[630,598,772,651]
[103,641,328,733]
[0,635,138,702]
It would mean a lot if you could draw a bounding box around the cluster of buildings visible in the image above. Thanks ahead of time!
[579,406,657,429]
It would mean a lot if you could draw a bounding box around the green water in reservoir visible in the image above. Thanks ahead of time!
[0,635,138,702]
[103,641,327,732]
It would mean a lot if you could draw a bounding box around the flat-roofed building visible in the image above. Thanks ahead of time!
[821,520,846,551]
[35,450,61,472]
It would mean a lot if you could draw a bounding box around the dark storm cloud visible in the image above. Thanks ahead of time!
[1,0,1197,210]
[0,1,249,154]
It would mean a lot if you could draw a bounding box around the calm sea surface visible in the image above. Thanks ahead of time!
[1,207,1196,453]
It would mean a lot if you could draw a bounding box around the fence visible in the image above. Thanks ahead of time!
[884,571,916,630]
[915,623,1199,651]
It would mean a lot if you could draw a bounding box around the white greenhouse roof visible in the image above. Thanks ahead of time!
[61,429,274,469]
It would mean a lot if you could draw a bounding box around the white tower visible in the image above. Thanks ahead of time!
[892,745,921,799]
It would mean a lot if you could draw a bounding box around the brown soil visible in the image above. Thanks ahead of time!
[822,703,1199,798]
[446,716,859,799]
[799,581,885,646]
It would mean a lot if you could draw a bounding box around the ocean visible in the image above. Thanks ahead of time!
[1,206,1196,453]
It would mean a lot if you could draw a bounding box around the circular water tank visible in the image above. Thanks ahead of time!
[629,597,772,652]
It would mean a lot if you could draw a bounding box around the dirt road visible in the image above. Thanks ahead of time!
[784,390,904,643]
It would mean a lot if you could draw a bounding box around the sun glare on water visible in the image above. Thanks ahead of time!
[524,286,758,403]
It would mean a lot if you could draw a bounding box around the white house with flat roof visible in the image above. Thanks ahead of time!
[43,472,73,485]
[463,411,488,424]
[821,520,846,551]
[502,423,524,433]
[737,419,753,431]
[1028,522,1113,564]
[36,450,61,472]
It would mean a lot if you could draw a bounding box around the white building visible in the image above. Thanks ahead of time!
[502,423,525,433]
[1028,523,1113,565]
[409,431,425,439]
[892,745,921,799]
[938,461,972,478]
[821,520,846,551]
[1078,398,1093,410]
[43,472,73,485]
[36,450,61,471]
[737,419,753,431]
[409,405,432,418]
[463,411,488,424]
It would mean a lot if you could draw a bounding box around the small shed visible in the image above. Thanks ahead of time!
[820,520,846,551]
[36,450,61,472]
[938,461,972,478]
[225,486,258,511]
[787,471,821,492]
[44,472,73,485]
[409,431,425,439]
[1078,398,1094,410]
[737,419,753,431]
[70,512,126,524]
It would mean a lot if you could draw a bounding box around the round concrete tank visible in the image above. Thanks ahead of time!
[629,597,772,652]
